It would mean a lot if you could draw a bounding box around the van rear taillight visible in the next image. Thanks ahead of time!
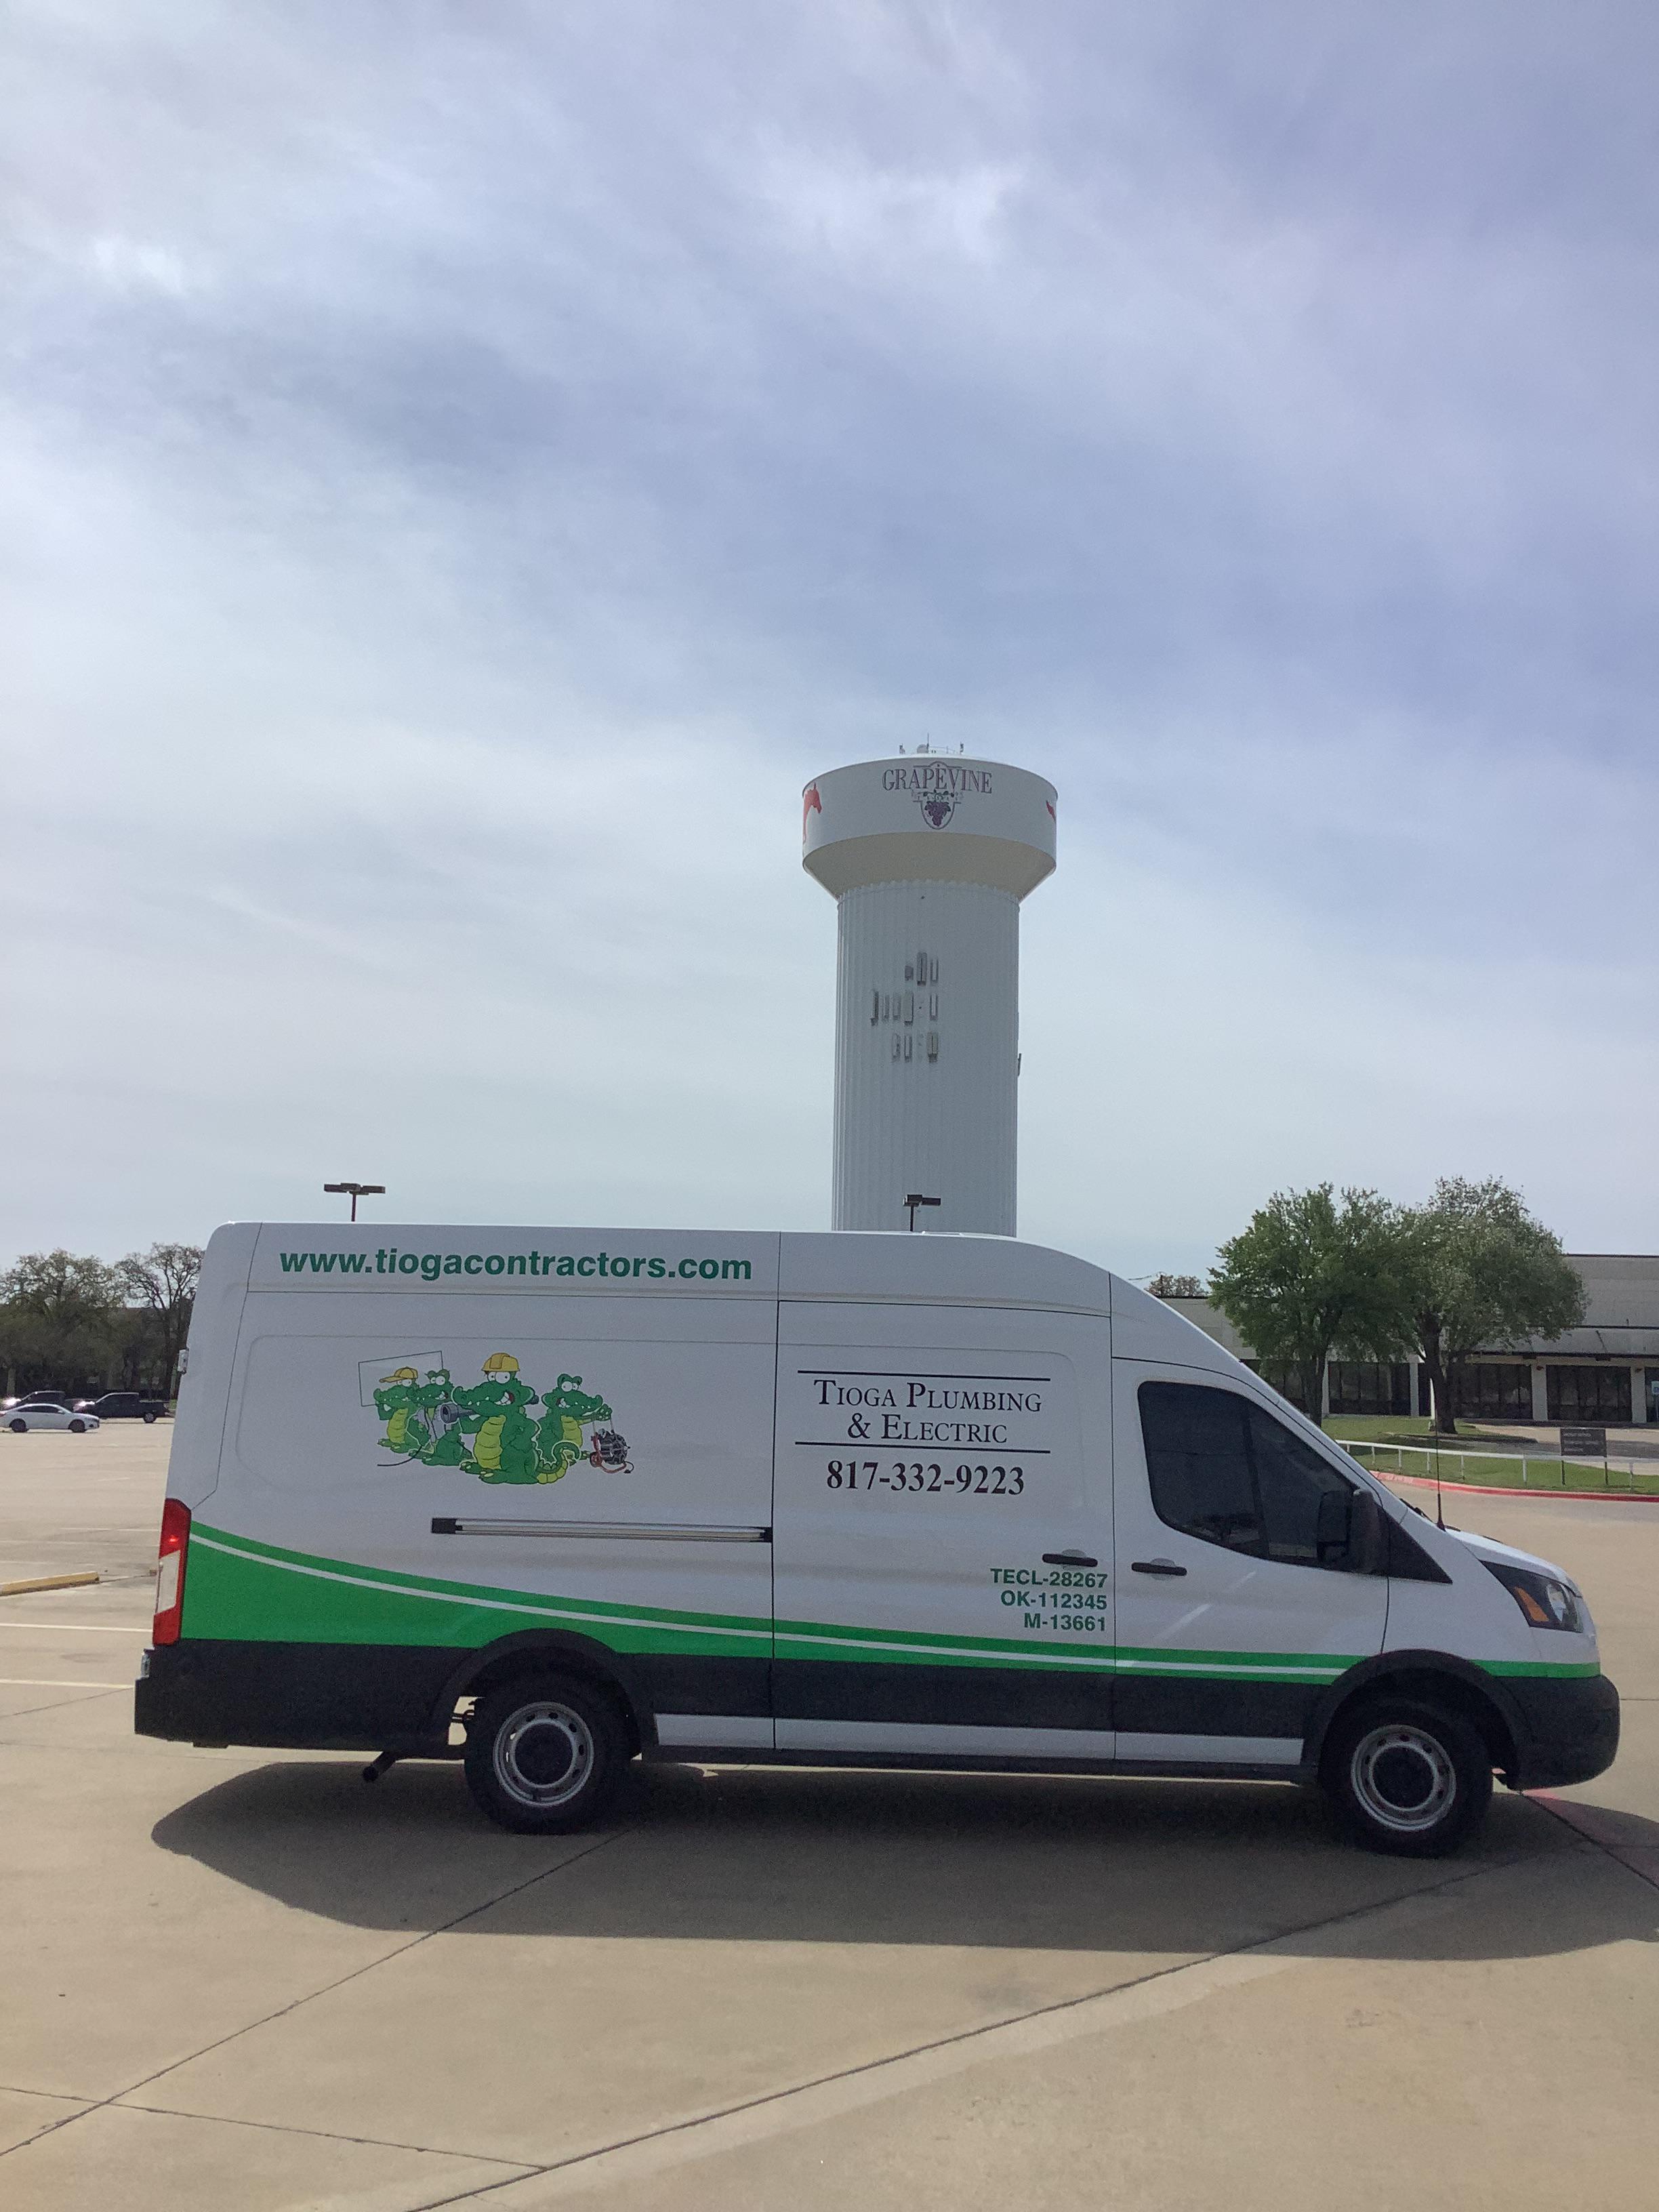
[153,1498,190,1645]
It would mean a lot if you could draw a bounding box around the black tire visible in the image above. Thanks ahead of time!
[463,1673,628,1834]
[68,1419,86,1433]
[144,1412,157,1424]
[1322,1698,1493,1857]
[8,1419,26,1434]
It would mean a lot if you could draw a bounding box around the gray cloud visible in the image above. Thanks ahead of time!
[4,1,1656,1273]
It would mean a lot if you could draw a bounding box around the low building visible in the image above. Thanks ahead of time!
[1167,1254,1659,1427]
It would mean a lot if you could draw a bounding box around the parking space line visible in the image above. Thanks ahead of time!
[0,1677,128,1689]
[0,1622,148,1633]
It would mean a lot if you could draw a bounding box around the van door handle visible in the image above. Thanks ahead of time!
[1130,1559,1187,1577]
[1042,1551,1099,1568]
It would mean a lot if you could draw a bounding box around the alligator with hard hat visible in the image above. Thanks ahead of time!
[372,1366,426,1457]
[452,1353,539,1485]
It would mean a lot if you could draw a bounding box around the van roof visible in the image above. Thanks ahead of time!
[206,1223,1235,1375]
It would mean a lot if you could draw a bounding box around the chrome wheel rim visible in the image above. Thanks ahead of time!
[1350,1723,1456,1833]
[493,1700,595,1809]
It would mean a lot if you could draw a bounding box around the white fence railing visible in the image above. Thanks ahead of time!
[1345,1439,1655,1492]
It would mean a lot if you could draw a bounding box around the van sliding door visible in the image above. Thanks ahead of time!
[771,1303,1114,1762]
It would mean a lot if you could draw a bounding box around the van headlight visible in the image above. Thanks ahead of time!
[1483,1561,1586,1634]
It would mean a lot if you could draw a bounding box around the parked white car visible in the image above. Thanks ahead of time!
[5,1404,100,1434]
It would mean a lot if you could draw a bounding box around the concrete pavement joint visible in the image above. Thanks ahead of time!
[1531,1792,1659,1891]
[0,1826,627,2169]
[395,1849,1543,2210]
[108,2095,543,2175]
[0,1687,129,1721]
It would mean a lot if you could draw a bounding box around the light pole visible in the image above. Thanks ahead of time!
[904,1193,941,1232]
[324,1182,385,1223]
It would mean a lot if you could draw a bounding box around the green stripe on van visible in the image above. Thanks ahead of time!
[183,1526,769,1660]
[180,1523,1597,1685]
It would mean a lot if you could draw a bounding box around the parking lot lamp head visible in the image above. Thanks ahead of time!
[323,1181,386,1223]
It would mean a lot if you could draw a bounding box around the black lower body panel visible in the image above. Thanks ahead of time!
[773,1658,1112,1732]
[134,1639,771,1755]
[1114,1672,1317,1741]
[1505,1671,1620,1789]
[136,1640,460,1753]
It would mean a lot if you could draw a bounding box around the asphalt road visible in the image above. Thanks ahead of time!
[1,1428,1655,2211]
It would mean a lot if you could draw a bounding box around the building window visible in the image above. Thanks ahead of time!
[1252,1361,1311,1415]
[1547,1366,1632,1424]
[1326,1362,1411,1417]
[1451,1364,1534,1420]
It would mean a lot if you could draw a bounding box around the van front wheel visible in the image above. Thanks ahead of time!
[463,1675,627,1834]
[1322,1699,1492,1857]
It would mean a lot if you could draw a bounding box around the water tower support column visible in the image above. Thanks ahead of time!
[802,757,1057,1236]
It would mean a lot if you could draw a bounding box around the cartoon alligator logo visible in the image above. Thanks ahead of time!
[372,1354,630,1486]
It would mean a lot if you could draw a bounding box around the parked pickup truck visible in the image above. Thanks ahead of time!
[76,1392,167,1423]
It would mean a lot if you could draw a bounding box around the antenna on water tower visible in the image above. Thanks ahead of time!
[801,755,1057,1235]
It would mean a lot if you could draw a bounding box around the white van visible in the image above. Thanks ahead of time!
[136,1223,1618,1856]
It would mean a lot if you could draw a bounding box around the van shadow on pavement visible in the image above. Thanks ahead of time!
[150,1756,1659,1964]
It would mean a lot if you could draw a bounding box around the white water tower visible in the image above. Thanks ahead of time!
[802,754,1057,1235]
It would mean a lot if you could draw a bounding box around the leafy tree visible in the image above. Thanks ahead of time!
[1146,1273,1205,1299]
[1210,1186,1412,1428]
[0,1250,123,1394]
[115,1242,203,1396]
[1403,1179,1584,1434]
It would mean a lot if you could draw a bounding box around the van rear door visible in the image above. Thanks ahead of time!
[772,1303,1113,1762]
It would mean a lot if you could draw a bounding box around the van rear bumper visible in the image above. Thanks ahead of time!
[1503,1671,1620,1790]
[135,1639,456,1755]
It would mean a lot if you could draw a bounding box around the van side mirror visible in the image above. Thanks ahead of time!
[1317,1487,1384,1573]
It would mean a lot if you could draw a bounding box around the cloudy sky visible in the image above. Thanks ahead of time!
[5,1,1656,1280]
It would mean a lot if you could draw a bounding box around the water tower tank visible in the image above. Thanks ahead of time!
[802,756,1057,1235]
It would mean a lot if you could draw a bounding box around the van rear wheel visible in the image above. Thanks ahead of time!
[463,1675,627,1834]
[1322,1698,1492,1857]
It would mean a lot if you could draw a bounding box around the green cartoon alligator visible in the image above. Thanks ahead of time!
[533,1373,614,1483]
[373,1367,431,1459]
[465,1352,543,1484]
[373,1355,626,1486]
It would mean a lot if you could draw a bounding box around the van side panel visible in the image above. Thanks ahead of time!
[142,1231,780,1753]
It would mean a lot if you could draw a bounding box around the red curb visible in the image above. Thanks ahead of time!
[1372,1469,1659,1502]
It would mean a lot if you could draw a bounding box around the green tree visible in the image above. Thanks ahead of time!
[1146,1273,1205,1299]
[1210,1186,1412,1428]
[0,1250,124,1395]
[1403,1179,1584,1435]
[115,1242,203,1396]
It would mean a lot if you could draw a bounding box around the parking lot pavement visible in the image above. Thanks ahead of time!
[0,1423,172,1590]
[2,1433,1656,2210]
